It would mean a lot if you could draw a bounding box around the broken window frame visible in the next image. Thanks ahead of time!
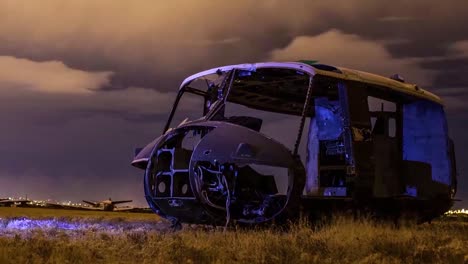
[163,70,235,133]
[205,68,314,153]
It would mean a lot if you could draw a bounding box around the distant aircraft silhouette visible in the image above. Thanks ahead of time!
[82,198,132,211]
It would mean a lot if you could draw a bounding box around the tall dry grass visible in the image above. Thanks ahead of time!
[0,208,466,264]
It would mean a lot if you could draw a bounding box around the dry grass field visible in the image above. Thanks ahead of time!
[0,207,466,264]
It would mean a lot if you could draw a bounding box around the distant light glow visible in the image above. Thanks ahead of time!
[445,209,468,215]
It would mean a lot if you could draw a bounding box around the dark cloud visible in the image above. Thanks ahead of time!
[419,58,468,89]
[0,101,164,205]
[0,1,465,91]
[386,41,451,58]
[432,72,468,89]
[420,58,468,72]
[270,30,433,85]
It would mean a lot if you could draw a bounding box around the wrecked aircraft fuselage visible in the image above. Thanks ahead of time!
[132,62,458,226]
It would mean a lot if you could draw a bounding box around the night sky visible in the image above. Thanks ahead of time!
[0,1,466,208]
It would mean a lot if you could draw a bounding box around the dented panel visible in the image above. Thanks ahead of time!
[189,122,295,167]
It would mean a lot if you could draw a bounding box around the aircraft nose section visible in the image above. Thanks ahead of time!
[143,125,219,224]
[143,122,305,226]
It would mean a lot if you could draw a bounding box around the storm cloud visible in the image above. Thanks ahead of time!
[0,1,466,89]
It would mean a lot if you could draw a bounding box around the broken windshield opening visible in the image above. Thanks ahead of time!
[206,67,312,200]
[208,68,312,160]
[164,71,232,132]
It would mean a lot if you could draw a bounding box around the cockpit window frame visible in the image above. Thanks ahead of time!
[164,63,317,134]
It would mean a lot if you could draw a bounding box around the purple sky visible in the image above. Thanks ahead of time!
[0,1,467,208]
